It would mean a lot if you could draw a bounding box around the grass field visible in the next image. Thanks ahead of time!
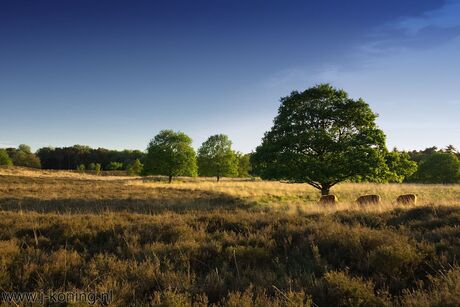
[1,166,460,306]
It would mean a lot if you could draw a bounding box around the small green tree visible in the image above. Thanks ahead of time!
[94,163,102,175]
[76,164,86,172]
[127,159,143,175]
[236,152,252,178]
[411,152,460,183]
[198,134,238,181]
[251,84,388,195]
[0,149,13,166]
[143,130,197,182]
[88,163,96,170]
[107,161,123,170]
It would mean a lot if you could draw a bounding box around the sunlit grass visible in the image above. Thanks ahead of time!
[1,166,460,305]
[2,166,459,215]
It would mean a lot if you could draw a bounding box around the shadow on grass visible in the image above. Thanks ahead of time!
[0,188,257,214]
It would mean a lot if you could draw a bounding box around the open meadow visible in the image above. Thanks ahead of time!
[1,166,460,306]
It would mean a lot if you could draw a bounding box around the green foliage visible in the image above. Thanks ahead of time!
[236,152,252,178]
[408,145,460,163]
[6,144,41,168]
[87,162,102,174]
[106,161,123,170]
[364,149,418,183]
[127,159,143,175]
[198,134,238,181]
[94,163,102,175]
[0,149,12,166]
[76,164,85,172]
[410,152,460,183]
[383,150,418,182]
[143,130,197,181]
[251,84,387,195]
[37,145,145,170]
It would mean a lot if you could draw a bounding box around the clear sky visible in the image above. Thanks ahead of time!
[1,0,459,153]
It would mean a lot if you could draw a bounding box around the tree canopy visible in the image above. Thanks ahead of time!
[410,152,460,183]
[37,146,144,170]
[251,84,389,195]
[198,134,238,181]
[5,144,41,168]
[127,159,143,175]
[106,162,124,170]
[363,149,417,183]
[236,152,252,178]
[0,149,13,166]
[143,130,197,182]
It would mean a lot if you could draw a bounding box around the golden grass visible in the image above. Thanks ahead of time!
[1,166,459,215]
[0,165,133,180]
[1,167,460,305]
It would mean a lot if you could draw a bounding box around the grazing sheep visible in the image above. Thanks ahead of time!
[356,194,381,205]
[319,194,338,204]
[397,194,417,205]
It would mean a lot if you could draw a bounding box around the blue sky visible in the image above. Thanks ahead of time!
[0,0,459,152]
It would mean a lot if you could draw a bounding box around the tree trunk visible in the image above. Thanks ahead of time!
[321,186,330,196]
[217,176,220,182]
[168,175,172,183]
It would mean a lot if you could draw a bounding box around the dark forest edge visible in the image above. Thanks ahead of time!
[1,143,459,184]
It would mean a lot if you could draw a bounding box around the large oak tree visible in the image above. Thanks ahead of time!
[251,84,389,195]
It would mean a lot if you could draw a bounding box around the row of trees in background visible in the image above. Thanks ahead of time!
[0,84,459,186]
[0,135,252,181]
[36,145,145,172]
[143,130,251,182]
[0,142,458,185]
[0,145,145,175]
[74,159,144,175]
[406,147,460,183]
[1,141,457,184]
[0,145,41,168]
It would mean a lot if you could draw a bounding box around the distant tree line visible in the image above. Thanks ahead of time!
[0,145,41,168]
[1,141,458,185]
[405,146,460,183]
[36,145,145,172]
[0,139,252,181]
[1,84,459,185]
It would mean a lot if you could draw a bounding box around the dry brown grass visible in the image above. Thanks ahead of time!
[1,167,460,305]
[1,166,459,215]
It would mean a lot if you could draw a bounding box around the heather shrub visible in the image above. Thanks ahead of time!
[0,239,20,288]
[401,266,460,307]
[0,171,460,305]
[313,271,388,307]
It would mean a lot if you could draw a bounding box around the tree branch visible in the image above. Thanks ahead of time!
[306,181,322,189]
